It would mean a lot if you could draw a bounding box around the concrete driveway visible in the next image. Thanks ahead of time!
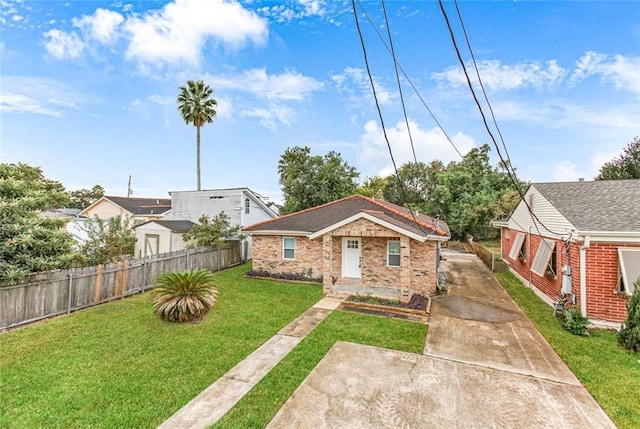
[267,251,616,428]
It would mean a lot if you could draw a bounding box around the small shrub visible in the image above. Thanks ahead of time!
[618,280,640,352]
[152,270,217,323]
[560,308,590,336]
[245,269,322,283]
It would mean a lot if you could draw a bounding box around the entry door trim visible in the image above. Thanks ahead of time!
[342,237,362,279]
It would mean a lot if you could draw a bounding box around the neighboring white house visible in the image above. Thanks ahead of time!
[169,188,279,259]
[38,208,90,248]
[133,220,196,257]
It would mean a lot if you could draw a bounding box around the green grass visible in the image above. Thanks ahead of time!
[213,311,426,428]
[495,271,640,429]
[0,263,323,429]
[477,240,501,254]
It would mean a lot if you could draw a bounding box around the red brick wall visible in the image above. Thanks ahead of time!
[252,218,439,302]
[585,243,637,322]
[502,227,634,323]
[251,235,323,278]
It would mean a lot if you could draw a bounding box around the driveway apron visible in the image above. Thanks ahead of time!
[267,251,616,429]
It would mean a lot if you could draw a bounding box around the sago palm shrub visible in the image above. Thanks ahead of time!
[152,269,218,323]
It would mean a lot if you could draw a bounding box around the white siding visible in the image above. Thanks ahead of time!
[134,223,187,257]
[170,188,278,260]
[508,185,575,239]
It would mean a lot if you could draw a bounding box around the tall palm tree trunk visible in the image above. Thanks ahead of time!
[196,125,201,191]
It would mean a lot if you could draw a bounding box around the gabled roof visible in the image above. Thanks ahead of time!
[135,220,196,232]
[81,196,171,216]
[243,195,450,240]
[532,180,640,232]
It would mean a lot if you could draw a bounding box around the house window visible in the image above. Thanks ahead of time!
[388,240,401,267]
[283,237,295,260]
[346,239,359,249]
[531,239,556,277]
[245,198,250,214]
[508,232,526,262]
[617,248,640,295]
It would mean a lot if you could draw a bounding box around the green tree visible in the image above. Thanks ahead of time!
[177,80,218,191]
[278,146,360,214]
[596,136,640,180]
[426,144,522,240]
[357,176,388,199]
[0,163,78,284]
[182,212,242,248]
[78,215,136,266]
[383,160,444,210]
[67,184,105,209]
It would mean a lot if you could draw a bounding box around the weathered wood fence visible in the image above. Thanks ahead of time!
[0,244,242,330]
[466,236,495,272]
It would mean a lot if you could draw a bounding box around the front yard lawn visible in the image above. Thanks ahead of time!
[0,263,323,429]
[495,271,640,429]
[214,311,426,428]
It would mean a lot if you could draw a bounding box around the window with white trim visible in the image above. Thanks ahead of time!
[531,239,556,277]
[617,248,640,295]
[283,237,295,260]
[508,232,526,262]
[388,240,401,267]
[245,198,250,214]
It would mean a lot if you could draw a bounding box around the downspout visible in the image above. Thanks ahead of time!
[579,235,590,317]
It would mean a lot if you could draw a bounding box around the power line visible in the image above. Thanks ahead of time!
[351,0,437,238]
[355,0,465,161]
[438,0,566,238]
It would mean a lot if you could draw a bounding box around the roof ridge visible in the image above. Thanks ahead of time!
[243,194,363,230]
[366,197,448,236]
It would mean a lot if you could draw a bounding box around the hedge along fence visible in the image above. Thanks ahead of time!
[0,243,242,331]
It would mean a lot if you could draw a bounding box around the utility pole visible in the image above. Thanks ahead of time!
[127,175,133,197]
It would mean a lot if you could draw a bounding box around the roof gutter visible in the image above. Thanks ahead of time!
[574,230,640,243]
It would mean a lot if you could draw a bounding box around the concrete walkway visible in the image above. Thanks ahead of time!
[267,252,616,428]
[158,296,343,429]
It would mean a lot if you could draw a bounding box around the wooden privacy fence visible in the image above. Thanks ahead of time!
[0,244,242,330]
[466,236,496,272]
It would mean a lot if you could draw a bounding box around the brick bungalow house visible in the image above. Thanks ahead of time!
[494,179,640,325]
[243,195,450,302]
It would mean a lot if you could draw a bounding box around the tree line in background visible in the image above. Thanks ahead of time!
[1,137,638,284]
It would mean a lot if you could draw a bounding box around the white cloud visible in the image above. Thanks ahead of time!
[0,93,62,116]
[208,68,323,101]
[0,76,83,116]
[42,0,268,72]
[356,119,476,177]
[257,0,327,23]
[553,160,585,182]
[432,59,567,91]
[73,8,124,45]
[331,67,395,106]
[241,104,295,131]
[43,29,84,59]
[124,0,268,68]
[569,51,640,94]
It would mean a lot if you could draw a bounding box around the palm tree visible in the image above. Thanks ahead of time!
[177,80,217,191]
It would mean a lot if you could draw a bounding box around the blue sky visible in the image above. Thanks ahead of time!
[1,0,639,204]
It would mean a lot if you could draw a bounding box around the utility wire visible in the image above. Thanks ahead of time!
[356,0,465,160]
[351,0,437,238]
[381,0,417,164]
[452,0,520,195]
[438,0,566,238]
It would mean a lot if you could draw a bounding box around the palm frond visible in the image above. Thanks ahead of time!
[152,270,217,323]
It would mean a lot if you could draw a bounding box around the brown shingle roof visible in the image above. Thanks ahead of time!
[243,195,450,238]
[105,196,171,216]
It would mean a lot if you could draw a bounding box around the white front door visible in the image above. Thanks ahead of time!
[342,237,361,278]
